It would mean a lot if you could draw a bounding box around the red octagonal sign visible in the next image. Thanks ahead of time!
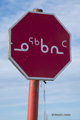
[8,11,71,80]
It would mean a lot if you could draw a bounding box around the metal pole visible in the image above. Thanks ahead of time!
[27,8,43,120]
[27,80,39,120]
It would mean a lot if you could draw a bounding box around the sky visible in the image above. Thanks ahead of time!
[0,0,80,120]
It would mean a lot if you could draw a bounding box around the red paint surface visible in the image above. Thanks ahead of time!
[27,80,39,120]
[11,12,70,79]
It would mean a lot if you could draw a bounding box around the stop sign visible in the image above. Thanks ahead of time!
[8,11,70,80]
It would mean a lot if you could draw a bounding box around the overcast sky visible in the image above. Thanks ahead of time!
[0,0,80,120]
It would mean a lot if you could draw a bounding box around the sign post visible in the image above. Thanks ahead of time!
[27,80,39,120]
[8,7,71,120]
[27,9,43,120]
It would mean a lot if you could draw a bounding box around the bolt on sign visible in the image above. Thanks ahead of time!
[8,11,71,81]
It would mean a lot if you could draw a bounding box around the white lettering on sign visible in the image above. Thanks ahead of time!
[41,39,49,53]
[62,40,67,47]
[41,39,64,54]
[35,38,39,45]
[29,37,33,45]
[14,37,68,54]
[29,37,40,46]
[51,46,64,54]
[14,43,29,51]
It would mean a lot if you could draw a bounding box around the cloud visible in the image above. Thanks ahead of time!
[28,0,46,10]
[0,83,28,101]
[0,59,19,79]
